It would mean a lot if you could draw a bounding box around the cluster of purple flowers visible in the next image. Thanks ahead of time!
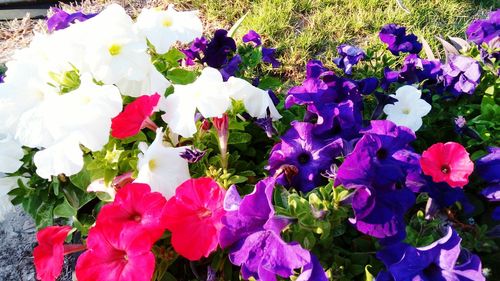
[182,29,280,81]
[466,10,500,45]
[220,178,327,281]
[268,60,379,192]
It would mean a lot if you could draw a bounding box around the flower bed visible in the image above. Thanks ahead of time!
[0,3,498,281]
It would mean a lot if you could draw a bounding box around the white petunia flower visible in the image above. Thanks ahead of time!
[115,63,171,97]
[33,135,84,180]
[226,77,282,120]
[135,128,190,199]
[82,4,151,85]
[135,5,203,54]
[383,85,432,132]
[161,67,231,137]
[0,133,24,173]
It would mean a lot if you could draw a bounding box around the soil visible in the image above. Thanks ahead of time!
[0,207,75,281]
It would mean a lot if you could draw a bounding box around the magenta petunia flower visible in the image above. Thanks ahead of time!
[111,93,160,139]
[75,223,155,281]
[163,177,226,261]
[33,226,72,281]
[420,142,474,188]
[96,182,168,242]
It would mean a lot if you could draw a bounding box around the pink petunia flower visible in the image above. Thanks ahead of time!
[164,177,226,261]
[111,93,160,139]
[420,142,474,188]
[75,223,155,281]
[33,225,81,281]
[96,182,168,241]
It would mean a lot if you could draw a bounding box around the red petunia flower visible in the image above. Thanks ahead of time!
[33,226,72,281]
[111,93,160,139]
[97,183,168,241]
[420,142,474,188]
[75,223,155,281]
[164,177,226,261]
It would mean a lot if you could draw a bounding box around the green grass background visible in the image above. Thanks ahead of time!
[171,0,498,79]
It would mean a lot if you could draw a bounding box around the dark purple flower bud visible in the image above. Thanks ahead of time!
[379,24,422,56]
[203,29,236,68]
[220,55,242,81]
[47,8,96,32]
[454,116,467,131]
[254,116,277,138]
[442,55,481,96]
[242,30,262,46]
[0,74,4,83]
[206,266,216,281]
[466,10,500,45]
[262,47,281,68]
[333,44,366,75]
[179,147,206,163]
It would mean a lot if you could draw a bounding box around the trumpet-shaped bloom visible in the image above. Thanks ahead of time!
[220,178,327,281]
[33,226,72,281]
[203,29,236,68]
[135,128,190,199]
[135,5,203,54]
[376,227,485,281]
[111,93,160,139]
[226,77,282,120]
[442,55,481,96]
[333,44,366,75]
[164,178,226,261]
[82,4,151,85]
[383,85,431,131]
[0,133,23,173]
[75,223,155,281]
[161,67,231,137]
[420,142,474,188]
[379,24,422,56]
[268,121,344,193]
[97,183,168,241]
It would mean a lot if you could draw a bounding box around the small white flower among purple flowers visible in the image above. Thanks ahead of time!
[383,85,431,132]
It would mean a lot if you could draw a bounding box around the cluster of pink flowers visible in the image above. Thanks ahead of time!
[33,178,226,281]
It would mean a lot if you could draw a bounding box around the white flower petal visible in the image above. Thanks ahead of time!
[0,133,24,173]
[34,136,84,179]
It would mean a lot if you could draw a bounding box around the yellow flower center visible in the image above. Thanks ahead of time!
[162,16,173,27]
[402,108,410,114]
[108,44,122,56]
[149,159,157,171]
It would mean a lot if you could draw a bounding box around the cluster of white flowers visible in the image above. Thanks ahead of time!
[0,3,282,202]
[162,67,281,138]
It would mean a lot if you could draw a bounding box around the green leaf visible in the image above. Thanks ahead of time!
[228,132,252,144]
[166,68,198,85]
[54,198,77,218]
[70,168,91,190]
[161,48,185,67]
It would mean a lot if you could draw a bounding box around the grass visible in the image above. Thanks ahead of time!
[170,0,498,79]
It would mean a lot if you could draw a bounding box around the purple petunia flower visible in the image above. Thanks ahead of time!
[0,74,4,83]
[179,147,206,163]
[203,29,236,68]
[442,55,481,96]
[376,227,485,281]
[466,10,500,45]
[220,54,242,81]
[220,178,328,281]
[336,120,417,187]
[262,47,281,68]
[268,122,344,192]
[382,54,443,91]
[254,116,277,138]
[242,30,262,46]
[182,37,208,66]
[333,44,366,75]
[47,8,96,32]
[379,24,423,56]
[477,147,500,220]
[286,61,367,140]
